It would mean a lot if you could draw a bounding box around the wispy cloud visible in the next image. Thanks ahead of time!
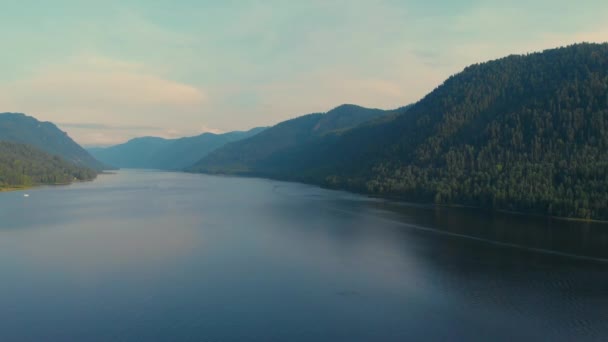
[0,54,210,145]
[1,1,607,145]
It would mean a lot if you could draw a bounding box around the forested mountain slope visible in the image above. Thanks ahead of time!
[188,104,391,173]
[0,113,106,170]
[0,141,96,190]
[362,43,608,220]
[193,43,608,220]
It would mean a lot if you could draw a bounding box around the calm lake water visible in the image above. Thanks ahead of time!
[0,170,607,341]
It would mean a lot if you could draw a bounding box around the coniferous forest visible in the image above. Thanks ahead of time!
[0,112,106,171]
[362,43,608,220]
[192,43,608,221]
[0,141,96,190]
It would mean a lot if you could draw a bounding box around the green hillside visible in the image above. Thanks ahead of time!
[188,104,391,173]
[0,141,96,190]
[192,43,608,220]
[0,113,106,170]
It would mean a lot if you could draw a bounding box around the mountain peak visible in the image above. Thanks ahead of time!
[327,104,365,112]
[314,104,387,134]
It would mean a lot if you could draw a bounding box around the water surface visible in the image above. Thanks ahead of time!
[0,170,606,341]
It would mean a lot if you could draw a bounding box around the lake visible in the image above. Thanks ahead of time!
[0,170,607,341]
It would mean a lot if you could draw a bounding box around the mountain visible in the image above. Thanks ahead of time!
[191,43,608,221]
[312,104,390,134]
[0,141,96,190]
[89,127,266,170]
[150,128,267,170]
[187,104,391,174]
[0,113,106,170]
[88,137,172,169]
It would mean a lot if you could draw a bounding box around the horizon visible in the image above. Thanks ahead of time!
[1,1,607,146]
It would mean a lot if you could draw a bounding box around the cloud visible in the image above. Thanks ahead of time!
[0,54,210,145]
[9,57,206,108]
[2,1,608,146]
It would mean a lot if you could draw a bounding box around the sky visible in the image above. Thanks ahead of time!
[0,0,607,146]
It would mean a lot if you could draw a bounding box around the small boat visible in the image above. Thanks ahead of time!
[23,194,29,197]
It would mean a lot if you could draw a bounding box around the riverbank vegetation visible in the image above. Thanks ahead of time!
[0,141,97,190]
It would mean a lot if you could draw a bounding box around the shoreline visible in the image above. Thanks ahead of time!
[0,186,32,193]
[368,194,608,225]
[190,170,608,225]
[6,168,608,225]
[0,177,97,193]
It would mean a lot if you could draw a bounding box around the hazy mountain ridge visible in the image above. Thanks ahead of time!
[88,137,173,169]
[187,104,394,173]
[0,113,106,171]
[90,127,266,170]
[191,43,608,220]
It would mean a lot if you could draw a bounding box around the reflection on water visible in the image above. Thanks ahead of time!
[0,170,606,341]
[370,201,608,260]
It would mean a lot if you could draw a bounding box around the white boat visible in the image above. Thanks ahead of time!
[23,194,29,197]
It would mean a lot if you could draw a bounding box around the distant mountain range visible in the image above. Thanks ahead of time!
[187,104,395,174]
[88,127,266,170]
[92,103,394,175]
[0,113,106,171]
[190,43,608,221]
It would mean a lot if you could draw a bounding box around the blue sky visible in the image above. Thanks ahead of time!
[1,0,607,145]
